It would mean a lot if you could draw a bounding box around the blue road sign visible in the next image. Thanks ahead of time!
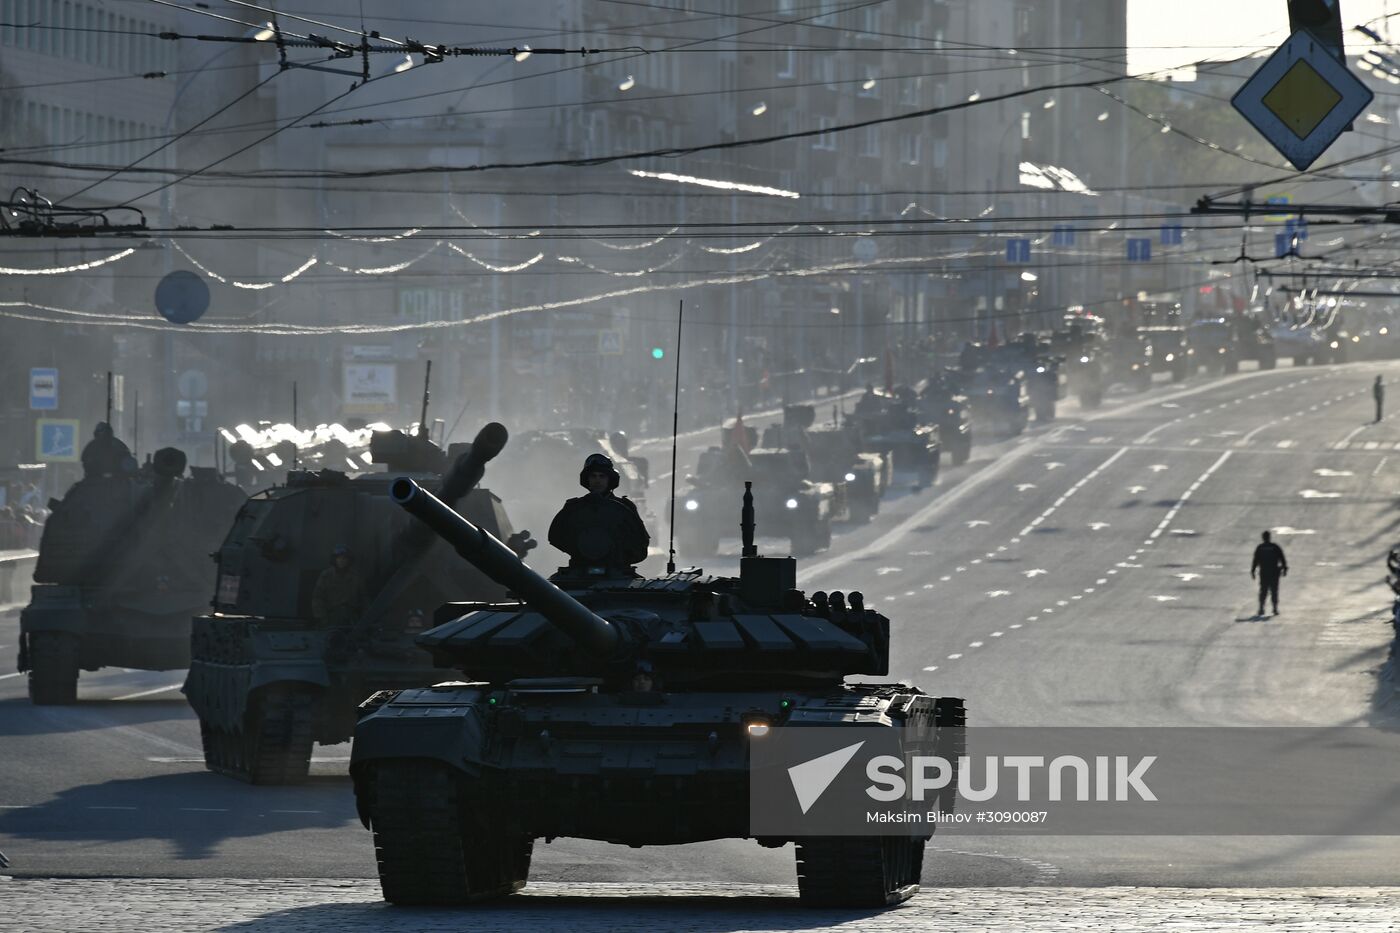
[1275,233,1299,258]
[1006,239,1032,263]
[1159,224,1184,246]
[155,270,210,324]
[36,418,79,462]
[1127,239,1153,262]
[29,367,57,410]
[1052,225,1076,248]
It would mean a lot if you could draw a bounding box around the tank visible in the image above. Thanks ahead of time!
[965,365,1029,436]
[349,477,966,908]
[775,405,891,524]
[678,431,839,557]
[847,388,941,488]
[17,447,247,705]
[1186,319,1240,375]
[918,372,973,466]
[183,423,530,784]
[1138,325,1191,382]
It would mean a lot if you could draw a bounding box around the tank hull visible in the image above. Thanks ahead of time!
[351,682,961,905]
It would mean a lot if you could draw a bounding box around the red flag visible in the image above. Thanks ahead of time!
[729,411,752,453]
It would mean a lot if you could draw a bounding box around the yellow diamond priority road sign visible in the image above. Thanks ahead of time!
[1233,29,1373,171]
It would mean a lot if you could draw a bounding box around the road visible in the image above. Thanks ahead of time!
[5,362,1400,925]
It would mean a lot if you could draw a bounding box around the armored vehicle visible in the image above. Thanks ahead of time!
[183,424,531,784]
[847,388,941,488]
[18,446,246,705]
[1106,332,1153,392]
[767,405,890,524]
[350,478,965,909]
[918,373,973,466]
[678,436,838,557]
[1137,326,1191,382]
[965,365,1028,436]
[1186,319,1239,375]
[1049,321,1104,409]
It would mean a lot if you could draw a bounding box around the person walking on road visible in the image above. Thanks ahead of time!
[1375,376,1386,423]
[1251,530,1288,617]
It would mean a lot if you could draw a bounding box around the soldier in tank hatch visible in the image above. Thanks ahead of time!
[312,544,366,628]
[548,453,649,574]
[80,422,134,478]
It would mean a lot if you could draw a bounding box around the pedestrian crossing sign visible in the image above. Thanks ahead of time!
[36,418,80,462]
[1232,29,1373,171]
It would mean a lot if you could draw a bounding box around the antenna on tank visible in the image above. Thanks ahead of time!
[418,360,432,438]
[105,371,113,427]
[666,299,684,574]
[741,481,756,558]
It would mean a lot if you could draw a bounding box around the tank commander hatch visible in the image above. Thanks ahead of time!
[548,453,649,575]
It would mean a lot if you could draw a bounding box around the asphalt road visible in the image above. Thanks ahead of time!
[5,361,1400,894]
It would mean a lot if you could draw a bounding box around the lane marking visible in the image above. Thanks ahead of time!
[113,684,183,701]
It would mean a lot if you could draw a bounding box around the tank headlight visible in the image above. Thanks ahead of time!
[1036,366,1046,373]
[1382,327,1389,335]
[1164,353,1175,362]
[1080,356,1090,364]
[1218,347,1226,354]
[747,723,771,738]
[684,499,699,511]
[1353,335,1361,343]
[844,472,857,482]
[785,498,800,510]
[1331,341,1340,349]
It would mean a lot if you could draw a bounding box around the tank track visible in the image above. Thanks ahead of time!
[26,632,79,705]
[795,835,925,908]
[794,696,953,908]
[368,759,531,906]
[200,686,316,784]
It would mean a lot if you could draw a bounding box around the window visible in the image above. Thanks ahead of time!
[812,116,836,151]
[931,139,949,168]
[61,1,73,57]
[859,124,879,157]
[777,48,794,79]
[899,133,920,165]
[899,76,922,107]
[1,0,13,46]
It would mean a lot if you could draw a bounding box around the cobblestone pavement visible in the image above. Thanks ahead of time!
[5,880,1400,932]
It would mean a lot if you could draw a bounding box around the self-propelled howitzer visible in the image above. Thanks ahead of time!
[350,477,965,909]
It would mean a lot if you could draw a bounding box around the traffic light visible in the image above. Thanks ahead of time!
[1288,0,1345,60]
[651,347,665,360]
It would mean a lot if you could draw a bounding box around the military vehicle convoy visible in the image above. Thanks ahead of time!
[183,424,530,784]
[919,373,974,466]
[1138,325,1191,382]
[350,478,965,908]
[1186,319,1239,375]
[678,428,839,557]
[18,444,246,705]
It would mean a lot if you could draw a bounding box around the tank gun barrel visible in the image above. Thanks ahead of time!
[391,478,620,658]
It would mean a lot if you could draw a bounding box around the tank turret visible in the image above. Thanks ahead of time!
[390,477,886,685]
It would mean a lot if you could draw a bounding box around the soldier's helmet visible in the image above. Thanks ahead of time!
[332,544,351,559]
[579,453,620,491]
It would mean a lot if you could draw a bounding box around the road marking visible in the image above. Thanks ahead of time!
[1023,569,1048,577]
[991,632,1004,637]
[969,641,984,648]
[113,684,183,701]
[0,671,25,680]
[985,590,1010,598]
[922,666,939,672]
[1150,595,1179,602]
[1299,489,1342,499]
[86,806,137,810]
[1276,440,1295,449]
[947,653,963,660]
[180,808,230,812]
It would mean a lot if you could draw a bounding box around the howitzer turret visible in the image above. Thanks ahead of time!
[184,421,526,785]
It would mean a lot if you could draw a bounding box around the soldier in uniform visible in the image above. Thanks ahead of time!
[548,453,649,574]
[80,422,133,478]
[312,544,366,628]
